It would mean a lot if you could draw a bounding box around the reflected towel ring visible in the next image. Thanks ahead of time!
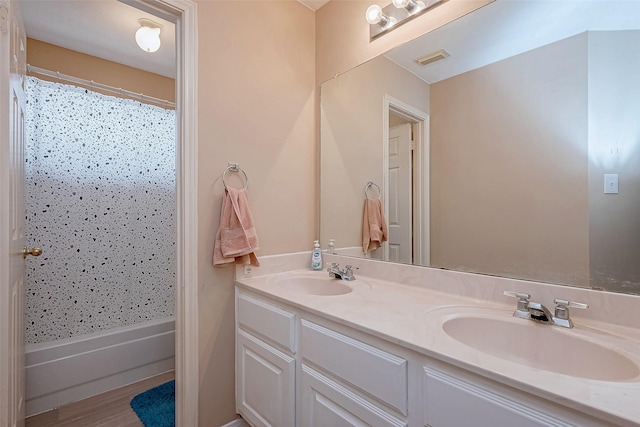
[222,163,249,190]
[364,181,381,199]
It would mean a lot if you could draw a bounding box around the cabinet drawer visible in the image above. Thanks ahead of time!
[301,319,408,415]
[301,364,407,427]
[237,292,296,353]
[424,367,576,427]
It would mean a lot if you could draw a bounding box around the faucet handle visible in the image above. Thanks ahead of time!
[503,291,530,307]
[343,265,358,281]
[503,291,531,316]
[553,298,588,320]
[327,263,338,274]
[503,291,531,300]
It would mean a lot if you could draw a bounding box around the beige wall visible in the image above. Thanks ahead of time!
[430,33,589,286]
[196,1,316,424]
[26,38,175,103]
[588,30,640,293]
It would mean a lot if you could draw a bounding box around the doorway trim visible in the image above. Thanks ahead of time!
[122,0,199,425]
[383,94,430,266]
[165,1,198,425]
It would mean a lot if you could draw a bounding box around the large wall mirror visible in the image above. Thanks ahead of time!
[320,0,640,295]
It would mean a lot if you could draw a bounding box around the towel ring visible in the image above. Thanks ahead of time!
[364,181,381,199]
[222,163,249,190]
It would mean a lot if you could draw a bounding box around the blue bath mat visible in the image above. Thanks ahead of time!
[130,380,175,427]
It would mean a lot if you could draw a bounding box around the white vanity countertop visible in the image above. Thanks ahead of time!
[236,268,640,427]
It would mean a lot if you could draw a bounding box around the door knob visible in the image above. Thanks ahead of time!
[23,247,42,258]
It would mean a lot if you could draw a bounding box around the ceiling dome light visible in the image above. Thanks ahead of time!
[135,19,162,53]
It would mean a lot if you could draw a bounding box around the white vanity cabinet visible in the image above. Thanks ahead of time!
[236,288,410,427]
[236,292,296,427]
[235,287,622,427]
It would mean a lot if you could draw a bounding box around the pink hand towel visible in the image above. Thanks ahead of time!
[362,198,388,254]
[213,187,260,267]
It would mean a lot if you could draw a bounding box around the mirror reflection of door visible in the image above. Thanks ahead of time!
[388,122,413,264]
[385,102,429,267]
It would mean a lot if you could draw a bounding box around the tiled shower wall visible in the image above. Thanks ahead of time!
[24,77,176,344]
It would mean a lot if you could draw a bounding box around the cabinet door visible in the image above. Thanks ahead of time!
[237,330,295,427]
[301,364,407,427]
[423,367,575,427]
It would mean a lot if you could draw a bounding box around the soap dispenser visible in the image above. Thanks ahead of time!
[311,240,323,270]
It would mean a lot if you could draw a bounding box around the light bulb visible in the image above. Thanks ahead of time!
[135,26,161,53]
[365,4,384,25]
[366,4,395,27]
[392,0,409,7]
[392,0,423,14]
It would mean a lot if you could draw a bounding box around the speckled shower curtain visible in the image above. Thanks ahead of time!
[24,76,176,344]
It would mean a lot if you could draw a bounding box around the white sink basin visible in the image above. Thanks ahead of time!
[275,275,353,296]
[432,308,640,381]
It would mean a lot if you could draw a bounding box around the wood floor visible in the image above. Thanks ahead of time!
[25,371,175,427]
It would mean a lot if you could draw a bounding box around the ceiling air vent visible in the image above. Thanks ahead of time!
[415,49,450,66]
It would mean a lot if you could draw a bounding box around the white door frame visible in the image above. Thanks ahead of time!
[119,0,200,427]
[161,1,199,425]
[383,94,430,266]
[118,1,199,425]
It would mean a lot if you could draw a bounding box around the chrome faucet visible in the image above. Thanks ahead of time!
[327,263,356,281]
[527,301,554,323]
[503,291,588,328]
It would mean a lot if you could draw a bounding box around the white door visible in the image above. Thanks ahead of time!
[387,124,413,264]
[0,1,27,426]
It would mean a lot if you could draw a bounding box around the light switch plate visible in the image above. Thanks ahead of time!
[604,174,619,194]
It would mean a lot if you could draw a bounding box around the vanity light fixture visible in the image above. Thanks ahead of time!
[366,0,446,40]
[135,18,162,53]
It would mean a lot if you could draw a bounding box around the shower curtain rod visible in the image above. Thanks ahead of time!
[27,64,176,108]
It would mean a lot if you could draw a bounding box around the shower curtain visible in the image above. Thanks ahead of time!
[24,76,176,344]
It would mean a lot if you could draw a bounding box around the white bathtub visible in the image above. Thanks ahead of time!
[25,317,175,416]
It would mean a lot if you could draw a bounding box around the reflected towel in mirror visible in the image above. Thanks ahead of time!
[362,198,388,253]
